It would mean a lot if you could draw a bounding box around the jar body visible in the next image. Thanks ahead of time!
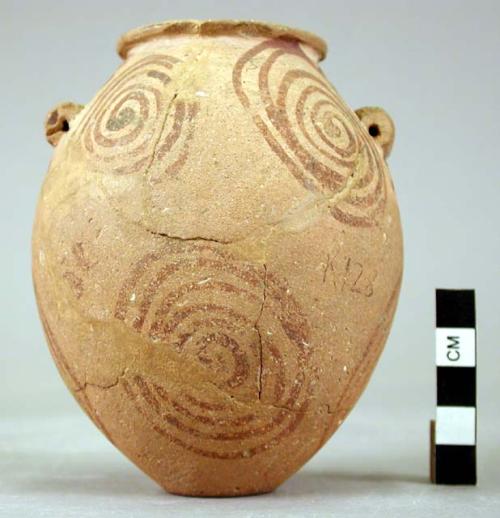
[33,24,403,496]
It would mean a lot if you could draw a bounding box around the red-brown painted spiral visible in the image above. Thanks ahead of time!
[114,243,312,459]
[233,39,387,227]
[76,54,199,177]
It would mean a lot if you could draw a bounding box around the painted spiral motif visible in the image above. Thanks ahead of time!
[114,243,311,459]
[233,39,387,227]
[77,54,199,177]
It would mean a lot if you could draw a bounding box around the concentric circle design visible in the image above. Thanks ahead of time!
[233,39,387,227]
[114,243,311,459]
[76,54,199,177]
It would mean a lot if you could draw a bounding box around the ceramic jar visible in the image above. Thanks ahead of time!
[33,20,403,496]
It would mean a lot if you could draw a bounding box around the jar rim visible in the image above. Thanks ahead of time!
[117,19,327,61]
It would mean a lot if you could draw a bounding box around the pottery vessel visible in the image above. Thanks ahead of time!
[33,20,403,496]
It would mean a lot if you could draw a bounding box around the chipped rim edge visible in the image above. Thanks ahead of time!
[117,19,327,60]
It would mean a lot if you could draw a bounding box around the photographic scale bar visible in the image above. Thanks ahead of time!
[430,289,477,485]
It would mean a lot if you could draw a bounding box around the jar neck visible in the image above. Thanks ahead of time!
[123,33,322,65]
[117,20,327,62]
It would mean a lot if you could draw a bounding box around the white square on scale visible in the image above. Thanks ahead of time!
[436,328,476,367]
[436,406,476,445]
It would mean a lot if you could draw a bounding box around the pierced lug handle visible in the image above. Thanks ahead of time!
[45,102,84,147]
[355,106,395,159]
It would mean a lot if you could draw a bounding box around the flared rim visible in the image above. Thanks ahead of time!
[117,19,327,60]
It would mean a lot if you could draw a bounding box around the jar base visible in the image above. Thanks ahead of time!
[163,484,276,498]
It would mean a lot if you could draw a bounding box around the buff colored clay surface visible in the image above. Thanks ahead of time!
[32,20,403,497]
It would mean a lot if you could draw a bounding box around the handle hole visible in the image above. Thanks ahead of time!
[45,102,83,146]
[355,106,395,158]
[368,124,380,137]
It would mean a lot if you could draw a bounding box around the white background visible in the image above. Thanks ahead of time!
[1,1,499,516]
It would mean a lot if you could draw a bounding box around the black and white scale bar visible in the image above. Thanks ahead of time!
[431,289,477,485]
